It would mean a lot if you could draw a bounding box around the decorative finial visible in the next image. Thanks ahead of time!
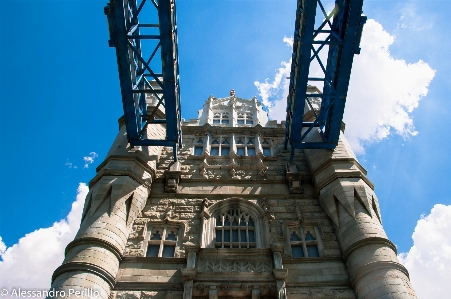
[230,89,235,96]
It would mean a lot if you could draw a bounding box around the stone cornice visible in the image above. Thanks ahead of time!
[52,262,116,288]
[342,237,397,261]
[181,124,285,135]
[65,237,123,261]
[349,261,410,287]
[90,155,156,189]
[121,256,187,264]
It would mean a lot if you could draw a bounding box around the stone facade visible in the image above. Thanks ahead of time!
[49,90,417,299]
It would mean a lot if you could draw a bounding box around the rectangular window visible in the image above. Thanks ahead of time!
[289,228,320,258]
[215,209,256,249]
[146,226,179,258]
[194,146,203,156]
[236,136,256,156]
[210,136,230,157]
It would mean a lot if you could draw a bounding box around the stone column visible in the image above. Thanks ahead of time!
[209,285,218,299]
[303,131,417,299]
[181,245,199,299]
[48,121,164,298]
[271,245,287,299]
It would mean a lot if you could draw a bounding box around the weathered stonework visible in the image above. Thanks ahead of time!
[48,91,416,299]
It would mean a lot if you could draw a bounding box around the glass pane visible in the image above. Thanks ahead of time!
[146,245,159,257]
[292,245,304,257]
[212,139,219,144]
[263,148,271,156]
[232,219,238,226]
[248,147,256,156]
[237,119,244,124]
[224,230,230,242]
[237,148,245,156]
[224,218,230,226]
[216,217,222,226]
[213,119,220,124]
[307,245,320,257]
[240,230,247,242]
[216,230,222,242]
[249,230,255,242]
[162,245,175,257]
[150,231,161,240]
[305,232,316,241]
[194,146,203,155]
[210,147,219,156]
[166,232,177,241]
[222,139,229,144]
[237,139,244,144]
[221,147,230,156]
[248,219,254,227]
[232,230,238,242]
[290,233,301,241]
[222,119,229,124]
[247,139,254,144]
[246,120,253,125]
[240,219,246,226]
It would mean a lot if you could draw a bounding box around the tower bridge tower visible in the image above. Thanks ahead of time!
[49,90,417,299]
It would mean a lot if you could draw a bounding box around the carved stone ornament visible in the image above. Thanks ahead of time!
[165,161,182,193]
[286,163,303,194]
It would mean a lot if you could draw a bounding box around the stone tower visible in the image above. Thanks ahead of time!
[49,89,417,299]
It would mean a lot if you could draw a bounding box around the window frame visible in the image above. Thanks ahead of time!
[236,136,256,157]
[213,111,229,125]
[193,137,204,156]
[214,208,256,249]
[145,224,181,258]
[288,226,321,258]
[210,136,230,156]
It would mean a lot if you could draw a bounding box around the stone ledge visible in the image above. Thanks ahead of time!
[52,261,116,289]
[65,237,123,261]
[342,237,397,261]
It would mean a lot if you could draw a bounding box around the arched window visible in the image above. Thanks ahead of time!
[210,136,230,156]
[145,224,181,258]
[200,198,270,249]
[193,138,204,156]
[237,112,253,125]
[289,227,320,258]
[236,136,256,156]
[261,138,272,156]
[213,111,229,124]
[215,209,256,248]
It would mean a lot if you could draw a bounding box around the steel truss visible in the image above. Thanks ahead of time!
[105,0,181,161]
[285,0,366,158]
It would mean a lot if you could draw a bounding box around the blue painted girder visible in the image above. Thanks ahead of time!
[285,0,366,153]
[105,0,182,161]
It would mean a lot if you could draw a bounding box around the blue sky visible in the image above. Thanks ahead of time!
[1,0,450,297]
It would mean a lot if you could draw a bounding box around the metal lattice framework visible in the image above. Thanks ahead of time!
[285,0,366,157]
[105,0,181,160]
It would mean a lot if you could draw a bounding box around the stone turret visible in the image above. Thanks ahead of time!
[48,117,166,299]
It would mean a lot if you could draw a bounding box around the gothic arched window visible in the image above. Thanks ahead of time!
[145,225,181,258]
[210,136,230,156]
[200,198,270,249]
[236,136,256,156]
[215,209,256,248]
[193,138,204,156]
[289,227,320,258]
[213,111,229,124]
[237,112,253,125]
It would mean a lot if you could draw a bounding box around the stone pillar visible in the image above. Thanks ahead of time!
[252,286,261,299]
[181,245,199,299]
[209,285,218,299]
[271,245,287,299]
[48,121,163,298]
[303,131,417,299]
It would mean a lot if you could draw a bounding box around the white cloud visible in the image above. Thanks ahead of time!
[345,19,435,153]
[254,19,435,154]
[398,204,451,299]
[254,37,292,120]
[83,152,98,169]
[0,183,88,296]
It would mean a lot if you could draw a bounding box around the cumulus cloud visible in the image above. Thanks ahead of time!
[83,152,98,169]
[345,19,435,153]
[398,204,451,299]
[254,19,435,154]
[0,183,88,296]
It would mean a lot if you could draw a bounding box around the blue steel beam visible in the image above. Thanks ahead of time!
[105,0,182,161]
[285,0,366,157]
